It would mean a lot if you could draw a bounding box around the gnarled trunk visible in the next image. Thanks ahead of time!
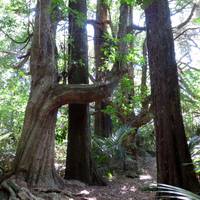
[13,0,63,188]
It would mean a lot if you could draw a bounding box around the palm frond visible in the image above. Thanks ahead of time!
[150,183,200,200]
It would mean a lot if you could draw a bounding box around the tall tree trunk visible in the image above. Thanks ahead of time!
[13,0,63,188]
[94,0,112,137]
[65,0,105,185]
[145,0,200,193]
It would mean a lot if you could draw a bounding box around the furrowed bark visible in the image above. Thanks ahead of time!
[145,0,200,193]
[13,0,63,188]
[94,0,112,137]
[65,0,105,185]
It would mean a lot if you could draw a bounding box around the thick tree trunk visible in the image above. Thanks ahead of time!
[14,105,63,188]
[13,0,63,188]
[66,104,91,183]
[145,0,200,193]
[94,0,112,137]
[65,0,105,185]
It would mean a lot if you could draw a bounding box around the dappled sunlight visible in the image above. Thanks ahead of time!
[120,184,137,194]
[139,174,152,180]
[77,189,90,195]
[72,189,97,200]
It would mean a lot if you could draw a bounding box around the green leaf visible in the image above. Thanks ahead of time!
[193,18,200,25]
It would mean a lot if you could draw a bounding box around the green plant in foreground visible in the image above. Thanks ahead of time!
[149,183,200,200]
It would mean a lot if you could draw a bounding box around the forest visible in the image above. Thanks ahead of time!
[0,0,200,199]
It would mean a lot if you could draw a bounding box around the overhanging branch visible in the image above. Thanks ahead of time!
[127,24,146,32]
[44,78,119,112]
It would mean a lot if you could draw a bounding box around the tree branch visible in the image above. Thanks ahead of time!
[14,50,31,69]
[44,78,119,112]
[171,2,191,16]
[175,4,197,30]
[174,27,200,40]
[127,24,146,32]
[87,19,111,27]
[129,105,153,128]
[0,27,32,44]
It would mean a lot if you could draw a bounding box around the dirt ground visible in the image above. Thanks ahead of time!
[0,155,157,200]
[61,156,156,200]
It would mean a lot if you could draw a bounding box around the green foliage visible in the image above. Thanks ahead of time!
[104,80,134,128]
[56,107,68,144]
[120,0,136,6]
[0,69,29,152]
[101,33,144,71]
[120,0,152,7]
[0,0,32,172]
[92,125,133,167]
[180,69,200,137]
[5,0,29,14]
[139,123,155,153]
[193,18,200,25]
[0,68,29,173]
[189,135,200,176]
[104,74,149,128]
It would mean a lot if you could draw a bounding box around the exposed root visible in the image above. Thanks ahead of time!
[1,180,18,199]
[0,178,75,200]
[0,179,44,200]
[33,187,74,197]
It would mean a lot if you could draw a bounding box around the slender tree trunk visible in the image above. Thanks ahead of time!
[13,0,63,188]
[145,0,200,192]
[94,0,112,137]
[65,0,105,185]
[141,39,148,109]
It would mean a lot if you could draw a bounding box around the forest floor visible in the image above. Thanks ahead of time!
[0,154,156,200]
[50,155,157,200]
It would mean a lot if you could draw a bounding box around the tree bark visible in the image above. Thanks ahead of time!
[13,0,63,188]
[145,0,200,193]
[65,0,105,185]
[94,0,112,137]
